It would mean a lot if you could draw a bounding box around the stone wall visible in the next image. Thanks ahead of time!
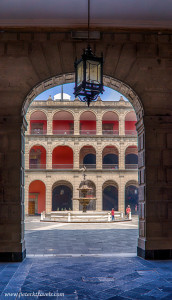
[0,31,172,260]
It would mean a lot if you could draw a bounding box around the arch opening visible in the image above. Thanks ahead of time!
[102,111,119,135]
[53,111,74,135]
[102,146,119,169]
[80,145,96,169]
[52,182,73,211]
[125,184,138,215]
[29,145,46,169]
[28,180,46,215]
[80,111,96,135]
[30,111,47,135]
[102,182,118,211]
[52,146,73,169]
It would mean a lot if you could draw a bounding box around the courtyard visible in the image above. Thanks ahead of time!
[25,216,138,256]
[0,217,172,299]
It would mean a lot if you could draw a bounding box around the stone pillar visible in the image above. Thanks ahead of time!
[97,117,102,135]
[74,113,80,135]
[0,115,26,261]
[24,179,29,215]
[136,115,172,260]
[74,145,79,169]
[119,142,125,170]
[47,146,52,169]
[119,114,125,136]
[118,176,125,213]
[96,176,102,211]
[25,143,30,169]
[45,182,52,213]
[47,111,52,135]
[96,146,102,169]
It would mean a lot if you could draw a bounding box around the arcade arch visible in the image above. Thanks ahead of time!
[102,181,118,211]
[52,181,73,211]
[53,110,74,135]
[80,111,96,135]
[30,111,47,135]
[102,111,119,135]
[28,180,46,215]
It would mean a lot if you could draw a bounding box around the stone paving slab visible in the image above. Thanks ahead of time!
[0,257,172,299]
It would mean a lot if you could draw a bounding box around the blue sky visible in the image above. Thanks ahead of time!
[34,83,128,102]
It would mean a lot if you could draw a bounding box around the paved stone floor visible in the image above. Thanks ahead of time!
[0,217,172,299]
[25,216,138,255]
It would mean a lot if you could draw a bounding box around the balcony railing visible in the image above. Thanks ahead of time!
[80,130,96,135]
[30,129,47,135]
[29,164,46,169]
[79,164,96,169]
[103,164,118,169]
[102,130,119,135]
[125,164,138,169]
[125,130,137,136]
[52,164,73,169]
[53,130,74,135]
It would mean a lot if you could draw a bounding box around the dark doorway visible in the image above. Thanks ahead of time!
[125,185,138,214]
[52,185,72,211]
[103,185,118,211]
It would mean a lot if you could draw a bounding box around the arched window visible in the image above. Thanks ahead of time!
[52,183,72,211]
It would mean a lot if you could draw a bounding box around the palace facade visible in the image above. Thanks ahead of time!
[25,93,138,215]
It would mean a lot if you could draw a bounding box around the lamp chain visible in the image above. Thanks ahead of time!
[88,0,90,46]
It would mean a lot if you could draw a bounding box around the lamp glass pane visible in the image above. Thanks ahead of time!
[77,61,83,86]
[86,60,101,84]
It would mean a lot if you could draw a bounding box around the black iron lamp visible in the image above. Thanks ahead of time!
[74,0,104,107]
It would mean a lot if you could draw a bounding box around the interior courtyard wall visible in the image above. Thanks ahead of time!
[0,32,172,260]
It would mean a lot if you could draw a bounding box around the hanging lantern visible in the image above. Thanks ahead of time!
[74,46,103,106]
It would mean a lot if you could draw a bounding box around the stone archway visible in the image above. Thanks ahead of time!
[22,73,145,258]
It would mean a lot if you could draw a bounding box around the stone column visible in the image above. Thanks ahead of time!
[97,117,102,135]
[118,176,125,213]
[136,115,172,260]
[119,142,125,170]
[74,113,80,135]
[73,145,79,169]
[45,182,52,213]
[24,179,29,215]
[96,176,102,211]
[25,143,30,169]
[119,114,125,136]
[47,145,52,169]
[96,146,102,169]
[47,111,53,135]
[0,115,26,261]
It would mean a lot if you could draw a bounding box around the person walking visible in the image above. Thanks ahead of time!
[111,208,115,221]
[126,205,131,219]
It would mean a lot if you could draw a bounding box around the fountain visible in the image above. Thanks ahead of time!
[74,166,96,212]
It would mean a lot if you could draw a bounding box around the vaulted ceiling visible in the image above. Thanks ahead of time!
[0,0,172,31]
